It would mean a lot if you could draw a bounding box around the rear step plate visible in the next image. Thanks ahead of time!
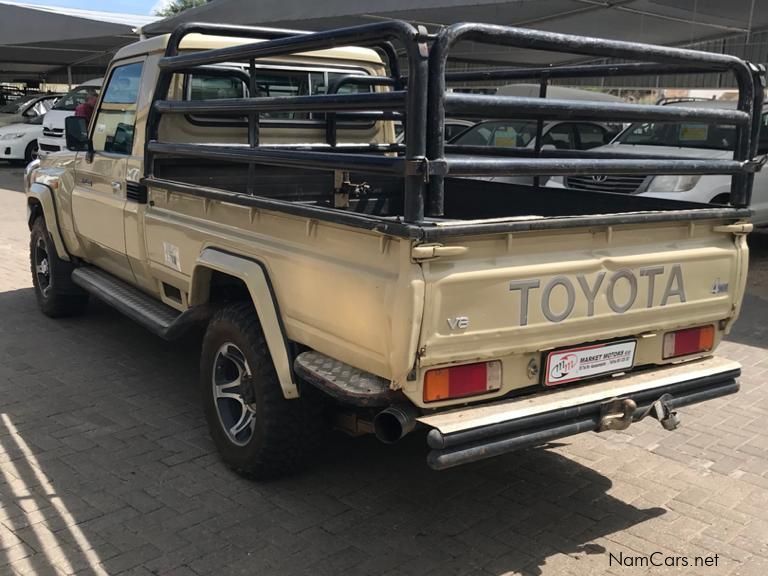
[294,351,396,407]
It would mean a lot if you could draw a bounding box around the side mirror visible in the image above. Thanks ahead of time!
[65,116,90,152]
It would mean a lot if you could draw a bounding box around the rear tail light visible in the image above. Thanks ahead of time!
[663,325,715,359]
[423,361,502,403]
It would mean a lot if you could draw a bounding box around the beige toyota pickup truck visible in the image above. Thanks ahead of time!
[25,20,764,477]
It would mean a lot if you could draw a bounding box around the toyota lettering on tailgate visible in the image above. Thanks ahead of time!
[509,264,686,326]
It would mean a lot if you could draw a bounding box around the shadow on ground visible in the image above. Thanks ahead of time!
[0,287,665,575]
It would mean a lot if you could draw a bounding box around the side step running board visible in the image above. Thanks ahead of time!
[294,351,397,407]
[71,267,210,340]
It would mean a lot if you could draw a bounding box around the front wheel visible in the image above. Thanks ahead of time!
[200,302,319,479]
[30,217,88,317]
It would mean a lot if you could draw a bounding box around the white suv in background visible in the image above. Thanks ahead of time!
[38,78,102,157]
[548,99,768,226]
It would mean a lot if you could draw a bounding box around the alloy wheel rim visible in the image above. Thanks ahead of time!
[212,342,256,447]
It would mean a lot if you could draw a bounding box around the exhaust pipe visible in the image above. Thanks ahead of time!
[374,405,418,444]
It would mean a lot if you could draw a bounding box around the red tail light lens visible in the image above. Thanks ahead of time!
[424,361,502,403]
[663,325,715,359]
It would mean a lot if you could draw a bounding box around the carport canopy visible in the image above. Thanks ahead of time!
[143,0,768,71]
[0,1,156,84]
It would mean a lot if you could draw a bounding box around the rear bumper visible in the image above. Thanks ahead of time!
[419,356,740,470]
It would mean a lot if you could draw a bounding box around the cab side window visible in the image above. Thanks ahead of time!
[92,62,144,155]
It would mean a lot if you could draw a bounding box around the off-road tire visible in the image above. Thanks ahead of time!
[30,217,88,317]
[200,302,321,479]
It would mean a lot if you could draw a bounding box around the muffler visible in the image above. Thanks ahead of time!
[374,405,418,444]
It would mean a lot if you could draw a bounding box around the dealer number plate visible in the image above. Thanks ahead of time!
[544,340,637,387]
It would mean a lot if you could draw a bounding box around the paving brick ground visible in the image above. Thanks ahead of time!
[0,162,767,576]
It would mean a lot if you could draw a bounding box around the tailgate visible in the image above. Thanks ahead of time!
[417,218,748,369]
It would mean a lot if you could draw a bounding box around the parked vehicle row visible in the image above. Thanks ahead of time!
[0,78,103,166]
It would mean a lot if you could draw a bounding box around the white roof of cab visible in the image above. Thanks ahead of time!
[113,33,384,65]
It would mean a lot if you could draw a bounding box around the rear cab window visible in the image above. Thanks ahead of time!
[181,65,373,125]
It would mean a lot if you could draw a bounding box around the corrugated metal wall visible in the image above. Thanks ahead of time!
[444,29,768,90]
[561,29,768,88]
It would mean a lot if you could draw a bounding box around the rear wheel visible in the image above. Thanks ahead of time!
[30,217,88,317]
[200,302,320,478]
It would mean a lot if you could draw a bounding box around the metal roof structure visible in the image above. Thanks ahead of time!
[1,0,766,87]
[142,0,768,86]
[0,1,157,84]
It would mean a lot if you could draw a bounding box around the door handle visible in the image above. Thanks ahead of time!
[111,180,122,193]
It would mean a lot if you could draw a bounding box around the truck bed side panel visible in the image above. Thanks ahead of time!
[144,188,424,383]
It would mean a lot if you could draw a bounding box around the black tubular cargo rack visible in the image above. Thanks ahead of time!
[144,19,765,235]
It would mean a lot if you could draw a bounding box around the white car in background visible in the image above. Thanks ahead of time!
[450,118,618,186]
[38,77,102,157]
[0,93,59,127]
[547,99,768,226]
[0,115,43,165]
